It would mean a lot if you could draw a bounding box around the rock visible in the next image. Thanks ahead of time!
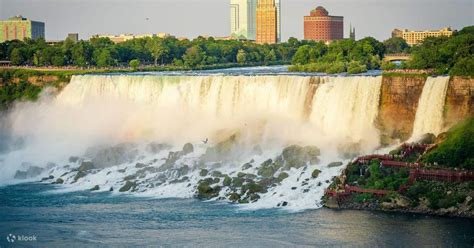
[312,169,322,179]
[197,180,221,199]
[176,165,190,177]
[228,193,240,202]
[238,199,250,204]
[281,145,320,169]
[435,132,448,144]
[91,143,138,169]
[74,171,88,182]
[382,202,398,209]
[135,163,147,169]
[41,175,54,181]
[119,181,137,192]
[242,163,253,170]
[69,156,80,163]
[281,201,288,207]
[211,171,224,178]
[170,176,190,184]
[146,142,171,154]
[223,176,232,186]
[78,161,95,172]
[232,177,244,187]
[237,172,246,178]
[327,162,343,168]
[159,152,181,172]
[109,187,114,192]
[245,174,257,180]
[90,185,100,191]
[55,178,64,184]
[124,174,137,181]
[249,193,260,202]
[182,143,194,155]
[257,159,280,178]
[291,187,297,190]
[241,182,265,194]
[277,172,289,182]
[417,133,436,145]
[200,169,209,177]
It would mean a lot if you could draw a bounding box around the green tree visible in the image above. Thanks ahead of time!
[71,41,92,67]
[236,49,247,64]
[292,45,311,64]
[149,38,169,65]
[95,48,115,67]
[10,48,24,65]
[383,37,410,54]
[129,59,140,71]
[182,45,206,68]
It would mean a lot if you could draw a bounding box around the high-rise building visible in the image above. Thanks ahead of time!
[230,0,257,40]
[303,6,343,43]
[256,0,277,44]
[0,16,45,42]
[275,0,281,42]
[392,27,453,46]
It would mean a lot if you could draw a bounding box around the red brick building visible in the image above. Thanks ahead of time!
[304,6,344,43]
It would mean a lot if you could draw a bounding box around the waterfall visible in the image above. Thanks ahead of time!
[0,75,384,211]
[411,76,450,138]
[309,76,383,150]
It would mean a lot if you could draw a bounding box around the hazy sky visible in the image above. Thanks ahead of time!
[0,0,473,41]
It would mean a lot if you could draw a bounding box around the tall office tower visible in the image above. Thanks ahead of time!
[275,0,281,42]
[256,0,277,44]
[230,0,257,40]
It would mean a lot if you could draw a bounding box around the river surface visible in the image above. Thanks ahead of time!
[0,183,473,247]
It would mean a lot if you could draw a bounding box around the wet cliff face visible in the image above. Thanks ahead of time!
[377,76,473,144]
[444,77,474,129]
[377,76,427,143]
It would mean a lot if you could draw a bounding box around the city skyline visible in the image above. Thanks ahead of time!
[0,0,472,41]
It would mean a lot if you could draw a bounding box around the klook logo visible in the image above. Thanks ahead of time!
[6,234,16,243]
[6,233,37,243]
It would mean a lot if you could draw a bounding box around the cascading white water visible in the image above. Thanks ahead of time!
[0,75,384,211]
[310,76,382,150]
[411,76,450,139]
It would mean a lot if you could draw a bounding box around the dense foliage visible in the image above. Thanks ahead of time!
[346,160,409,191]
[289,37,384,74]
[404,26,474,76]
[405,180,473,209]
[0,36,308,69]
[423,118,474,169]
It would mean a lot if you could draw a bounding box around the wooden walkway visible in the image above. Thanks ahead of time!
[326,146,474,199]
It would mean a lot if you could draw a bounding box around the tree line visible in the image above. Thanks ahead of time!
[0,25,472,75]
[290,26,473,75]
[0,36,310,69]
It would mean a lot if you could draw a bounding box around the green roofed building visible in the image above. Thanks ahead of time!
[0,16,45,42]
